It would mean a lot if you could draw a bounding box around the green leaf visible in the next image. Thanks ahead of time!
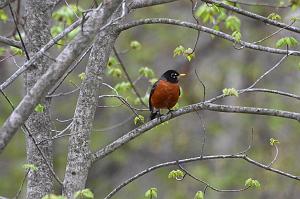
[276,37,298,48]
[174,46,195,61]
[173,45,185,57]
[114,82,131,93]
[149,78,158,85]
[195,4,220,24]
[222,88,239,97]
[130,40,142,50]
[78,72,86,80]
[0,9,8,22]
[184,48,195,61]
[0,47,6,56]
[253,180,261,189]
[245,178,253,187]
[51,26,64,37]
[10,46,23,56]
[107,57,119,67]
[74,189,94,199]
[225,15,241,32]
[232,31,241,42]
[145,188,158,199]
[245,178,261,189]
[42,194,67,199]
[108,67,122,78]
[194,191,204,199]
[52,5,82,25]
[270,138,280,146]
[134,115,145,125]
[22,163,38,171]
[168,169,184,179]
[291,0,300,9]
[35,104,45,113]
[139,67,155,78]
[267,13,281,21]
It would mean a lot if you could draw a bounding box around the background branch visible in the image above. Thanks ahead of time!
[118,18,300,56]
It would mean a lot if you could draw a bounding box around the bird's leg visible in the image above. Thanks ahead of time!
[157,110,162,123]
[167,108,174,117]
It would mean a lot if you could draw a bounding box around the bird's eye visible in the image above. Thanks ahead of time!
[171,73,176,78]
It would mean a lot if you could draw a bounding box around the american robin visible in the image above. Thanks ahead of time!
[149,70,186,120]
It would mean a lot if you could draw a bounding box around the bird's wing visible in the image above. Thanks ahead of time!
[149,80,159,112]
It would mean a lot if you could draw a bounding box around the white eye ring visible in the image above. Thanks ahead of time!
[171,73,177,78]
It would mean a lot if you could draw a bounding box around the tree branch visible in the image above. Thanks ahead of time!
[0,0,123,154]
[130,0,179,9]
[201,0,300,34]
[118,18,300,56]
[104,154,300,199]
[0,17,82,91]
[92,102,300,162]
[0,35,21,48]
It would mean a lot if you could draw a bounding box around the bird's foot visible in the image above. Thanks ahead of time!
[167,109,175,117]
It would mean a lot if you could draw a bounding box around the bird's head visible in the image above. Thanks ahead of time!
[161,70,186,83]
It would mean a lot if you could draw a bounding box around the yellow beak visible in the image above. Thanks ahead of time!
[179,73,187,78]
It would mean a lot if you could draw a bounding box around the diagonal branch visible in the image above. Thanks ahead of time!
[130,0,179,9]
[0,0,123,154]
[0,17,82,91]
[113,47,148,107]
[118,18,300,56]
[201,0,300,34]
[92,102,300,162]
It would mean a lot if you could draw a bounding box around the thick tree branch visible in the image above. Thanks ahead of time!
[104,154,300,199]
[63,28,119,198]
[23,0,58,197]
[118,18,300,56]
[62,1,124,197]
[0,35,21,48]
[92,102,300,162]
[201,0,300,34]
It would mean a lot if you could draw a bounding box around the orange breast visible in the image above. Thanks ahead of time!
[151,80,180,109]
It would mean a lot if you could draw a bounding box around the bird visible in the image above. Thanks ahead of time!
[149,70,186,120]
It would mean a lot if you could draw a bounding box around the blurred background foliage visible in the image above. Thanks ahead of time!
[0,0,300,198]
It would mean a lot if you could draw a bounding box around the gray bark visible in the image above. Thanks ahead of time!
[62,26,119,199]
[24,0,56,198]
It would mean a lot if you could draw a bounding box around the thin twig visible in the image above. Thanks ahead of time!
[14,170,29,199]
[93,115,135,132]
[8,3,30,60]
[236,128,254,155]
[194,68,206,102]
[242,54,289,91]
[0,87,62,185]
[113,47,147,107]
[48,45,92,95]
[226,0,291,8]
[268,144,279,167]
[178,164,250,192]
[190,0,200,53]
